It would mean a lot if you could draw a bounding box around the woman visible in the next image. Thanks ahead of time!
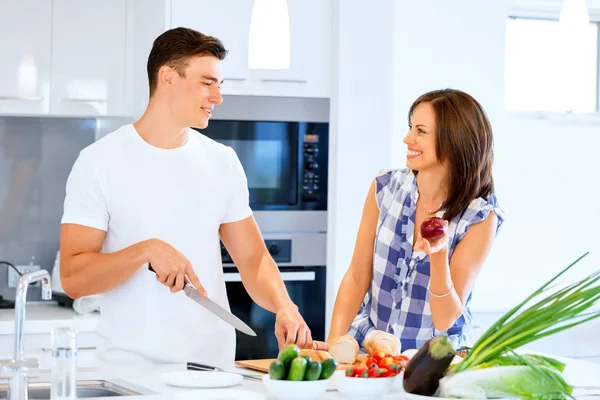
[318,89,504,352]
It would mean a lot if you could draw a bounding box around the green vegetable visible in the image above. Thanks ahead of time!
[319,358,338,380]
[438,365,572,399]
[441,252,600,399]
[454,252,600,375]
[287,356,308,381]
[304,361,322,381]
[469,354,565,373]
[277,344,300,369]
[268,360,286,380]
[302,355,311,363]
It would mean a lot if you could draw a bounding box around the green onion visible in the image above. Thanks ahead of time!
[454,251,600,373]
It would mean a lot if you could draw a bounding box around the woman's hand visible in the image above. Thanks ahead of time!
[312,340,329,351]
[415,220,449,255]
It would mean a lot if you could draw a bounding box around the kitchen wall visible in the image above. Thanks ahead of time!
[0,116,128,302]
[393,0,600,312]
[326,0,600,319]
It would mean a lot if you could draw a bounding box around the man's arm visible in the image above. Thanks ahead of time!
[219,216,312,348]
[59,224,148,298]
[60,224,206,299]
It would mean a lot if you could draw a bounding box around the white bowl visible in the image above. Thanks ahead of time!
[262,375,330,400]
[333,370,395,399]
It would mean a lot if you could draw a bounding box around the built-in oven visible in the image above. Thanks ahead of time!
[198,117,329,360]
[193,119,328,211]
[222,228,327,360]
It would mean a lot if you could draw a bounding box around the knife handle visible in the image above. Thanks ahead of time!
[148,263,188,288]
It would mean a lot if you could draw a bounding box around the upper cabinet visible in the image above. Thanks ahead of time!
[0,0,52,115]
[50,0,128,116]
[170,0,332,98]
[0,0,332,118]
[171,0,254,95]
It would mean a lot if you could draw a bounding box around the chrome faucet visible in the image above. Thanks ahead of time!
[0,270,52,400]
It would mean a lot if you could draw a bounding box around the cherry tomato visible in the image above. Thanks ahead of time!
[352,365,367,377]
[372,351,387,362]
[368,366,380,378]
[378,356,395,368]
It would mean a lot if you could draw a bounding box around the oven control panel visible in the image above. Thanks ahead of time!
[301,131,327,205]
[221,239,291,264]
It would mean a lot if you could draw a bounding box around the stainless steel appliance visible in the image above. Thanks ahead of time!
[222,212,327,360]
[198,118,329,360]
[193,119,328,211]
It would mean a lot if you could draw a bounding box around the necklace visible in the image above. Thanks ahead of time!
[417,201,442,214]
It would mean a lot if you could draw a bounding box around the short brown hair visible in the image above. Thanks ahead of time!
[147,27,228,96]
[408,89,495,222]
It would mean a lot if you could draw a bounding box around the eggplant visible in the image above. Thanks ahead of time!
[402,336,456,396]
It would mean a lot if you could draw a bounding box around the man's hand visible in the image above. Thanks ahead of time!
[274,305,313,350]
[146,238,207,296]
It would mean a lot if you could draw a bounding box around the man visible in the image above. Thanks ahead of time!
[59,27,312,368]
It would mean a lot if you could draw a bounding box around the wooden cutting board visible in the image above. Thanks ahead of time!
[236,353,367,373]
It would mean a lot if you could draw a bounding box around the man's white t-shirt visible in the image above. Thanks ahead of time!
[61,124,252,368]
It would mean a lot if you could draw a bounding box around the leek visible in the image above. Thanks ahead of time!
[454,252,600,373]
[440,252,600,399]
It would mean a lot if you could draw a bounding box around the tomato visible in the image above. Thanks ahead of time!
[372,351,387,362]
[364,357,376,367]
[378,356,395,368]
[379,367,395,377]
[352,365,367,377]
[393,355,410,366]
[345,367,354,377]
[368,366,380,378]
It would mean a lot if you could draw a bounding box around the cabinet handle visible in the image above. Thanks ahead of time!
[260,79,308,84]
[61,97,108,103]
[0,96,43,101]
[224,271,315,282]
[224,77,247,82]
[42,346,96,352]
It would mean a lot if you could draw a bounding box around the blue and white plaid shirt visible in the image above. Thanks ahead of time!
[347,169,505,351]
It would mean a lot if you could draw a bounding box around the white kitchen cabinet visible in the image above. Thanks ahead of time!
[171,0,254,96]
[50,0,128,116]
[170,0,332,98]
[247,0,333,98]
[0,0,52,115]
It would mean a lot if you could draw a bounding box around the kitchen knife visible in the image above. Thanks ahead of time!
[187,362,262,381]
[148,264,257,337]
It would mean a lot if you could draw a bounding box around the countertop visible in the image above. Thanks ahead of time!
[1,303,599,398]
[0,301,100,335]
[2,353,599,399]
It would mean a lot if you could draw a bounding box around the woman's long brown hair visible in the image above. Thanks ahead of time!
[409,89,495,222]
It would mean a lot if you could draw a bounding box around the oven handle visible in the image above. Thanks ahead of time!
[224,271,315,282]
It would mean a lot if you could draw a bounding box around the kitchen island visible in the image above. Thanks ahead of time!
[1,355,598,399]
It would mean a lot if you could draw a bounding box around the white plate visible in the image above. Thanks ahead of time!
[172,389,266,400]
[161,371,243,388]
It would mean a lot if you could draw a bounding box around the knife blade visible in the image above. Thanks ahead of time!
[148,264,257,337]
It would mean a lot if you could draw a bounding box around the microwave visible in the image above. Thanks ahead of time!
[194,120,328,211]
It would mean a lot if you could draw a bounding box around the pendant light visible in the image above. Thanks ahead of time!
[248,0,291,70]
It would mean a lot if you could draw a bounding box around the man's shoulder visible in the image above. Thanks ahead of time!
[80,124,132,160]
[193,130,238,161]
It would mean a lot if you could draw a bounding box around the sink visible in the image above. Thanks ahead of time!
[0,380,142,399]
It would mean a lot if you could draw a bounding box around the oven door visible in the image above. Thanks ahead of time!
[195,120,299,210]
[224,266,326,360]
